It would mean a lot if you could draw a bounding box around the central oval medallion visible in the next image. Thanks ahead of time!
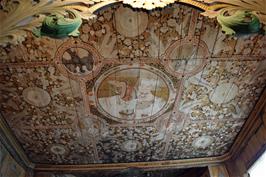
[94,65,176,123]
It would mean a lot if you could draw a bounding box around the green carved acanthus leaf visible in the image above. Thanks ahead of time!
[0,0,118,46]
[200,0,266,30]
[33,10,82,38]
[217,10,261,35]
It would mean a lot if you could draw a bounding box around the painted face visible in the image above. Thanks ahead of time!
[137,79,157,102]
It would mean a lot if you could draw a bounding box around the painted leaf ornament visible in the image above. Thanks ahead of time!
[217,10,261,35]
[33,11,82,38]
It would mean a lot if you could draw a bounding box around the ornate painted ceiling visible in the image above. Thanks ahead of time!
[0,2,266,166]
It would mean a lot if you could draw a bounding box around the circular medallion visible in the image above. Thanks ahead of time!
[163,38,209,76]
[55,40,102,81]
[62,47,94,74]
[22,87,51,107]
[94,64,176,123]
[49,144,68,155]
[114,6,148,37]
[209,83,238,104]
[193,136,213,149]
[122,140,141,152]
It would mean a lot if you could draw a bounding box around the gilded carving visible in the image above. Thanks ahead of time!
[0,0,265,46]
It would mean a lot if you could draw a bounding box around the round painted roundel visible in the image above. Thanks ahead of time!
[55,40,102,80]
[62,47,94,74]
[94,65,176,123]
[114,6,148,37]
[164,38,209,76]
[192,136,214,149]
[22,87,51,107]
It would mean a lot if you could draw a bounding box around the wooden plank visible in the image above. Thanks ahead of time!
[256,125,266,144]
[236,158,246,175]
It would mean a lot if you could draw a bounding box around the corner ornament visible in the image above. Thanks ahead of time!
[0,0,117,46]
[197,0,266,35]
[0,0,265,46]
[32,10,83,38]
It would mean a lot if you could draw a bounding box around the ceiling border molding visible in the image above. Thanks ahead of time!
[0,0,265,173]
[0,0,265,46]
[34,153,230,172]
[0,112,35,169]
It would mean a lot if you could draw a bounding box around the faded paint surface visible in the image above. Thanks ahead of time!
[0,4,265,165]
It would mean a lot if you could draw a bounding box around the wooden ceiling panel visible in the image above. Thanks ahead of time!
[0,4,265,166]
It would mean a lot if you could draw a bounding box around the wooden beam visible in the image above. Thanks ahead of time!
[35,155,229,172]
[227,87,266,160]
[0,112,34,169]
[209,165,230,177]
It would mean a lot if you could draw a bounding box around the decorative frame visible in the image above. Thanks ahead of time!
[92,64,177,124]
[55,39,103,81]
[162,37,209,77]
